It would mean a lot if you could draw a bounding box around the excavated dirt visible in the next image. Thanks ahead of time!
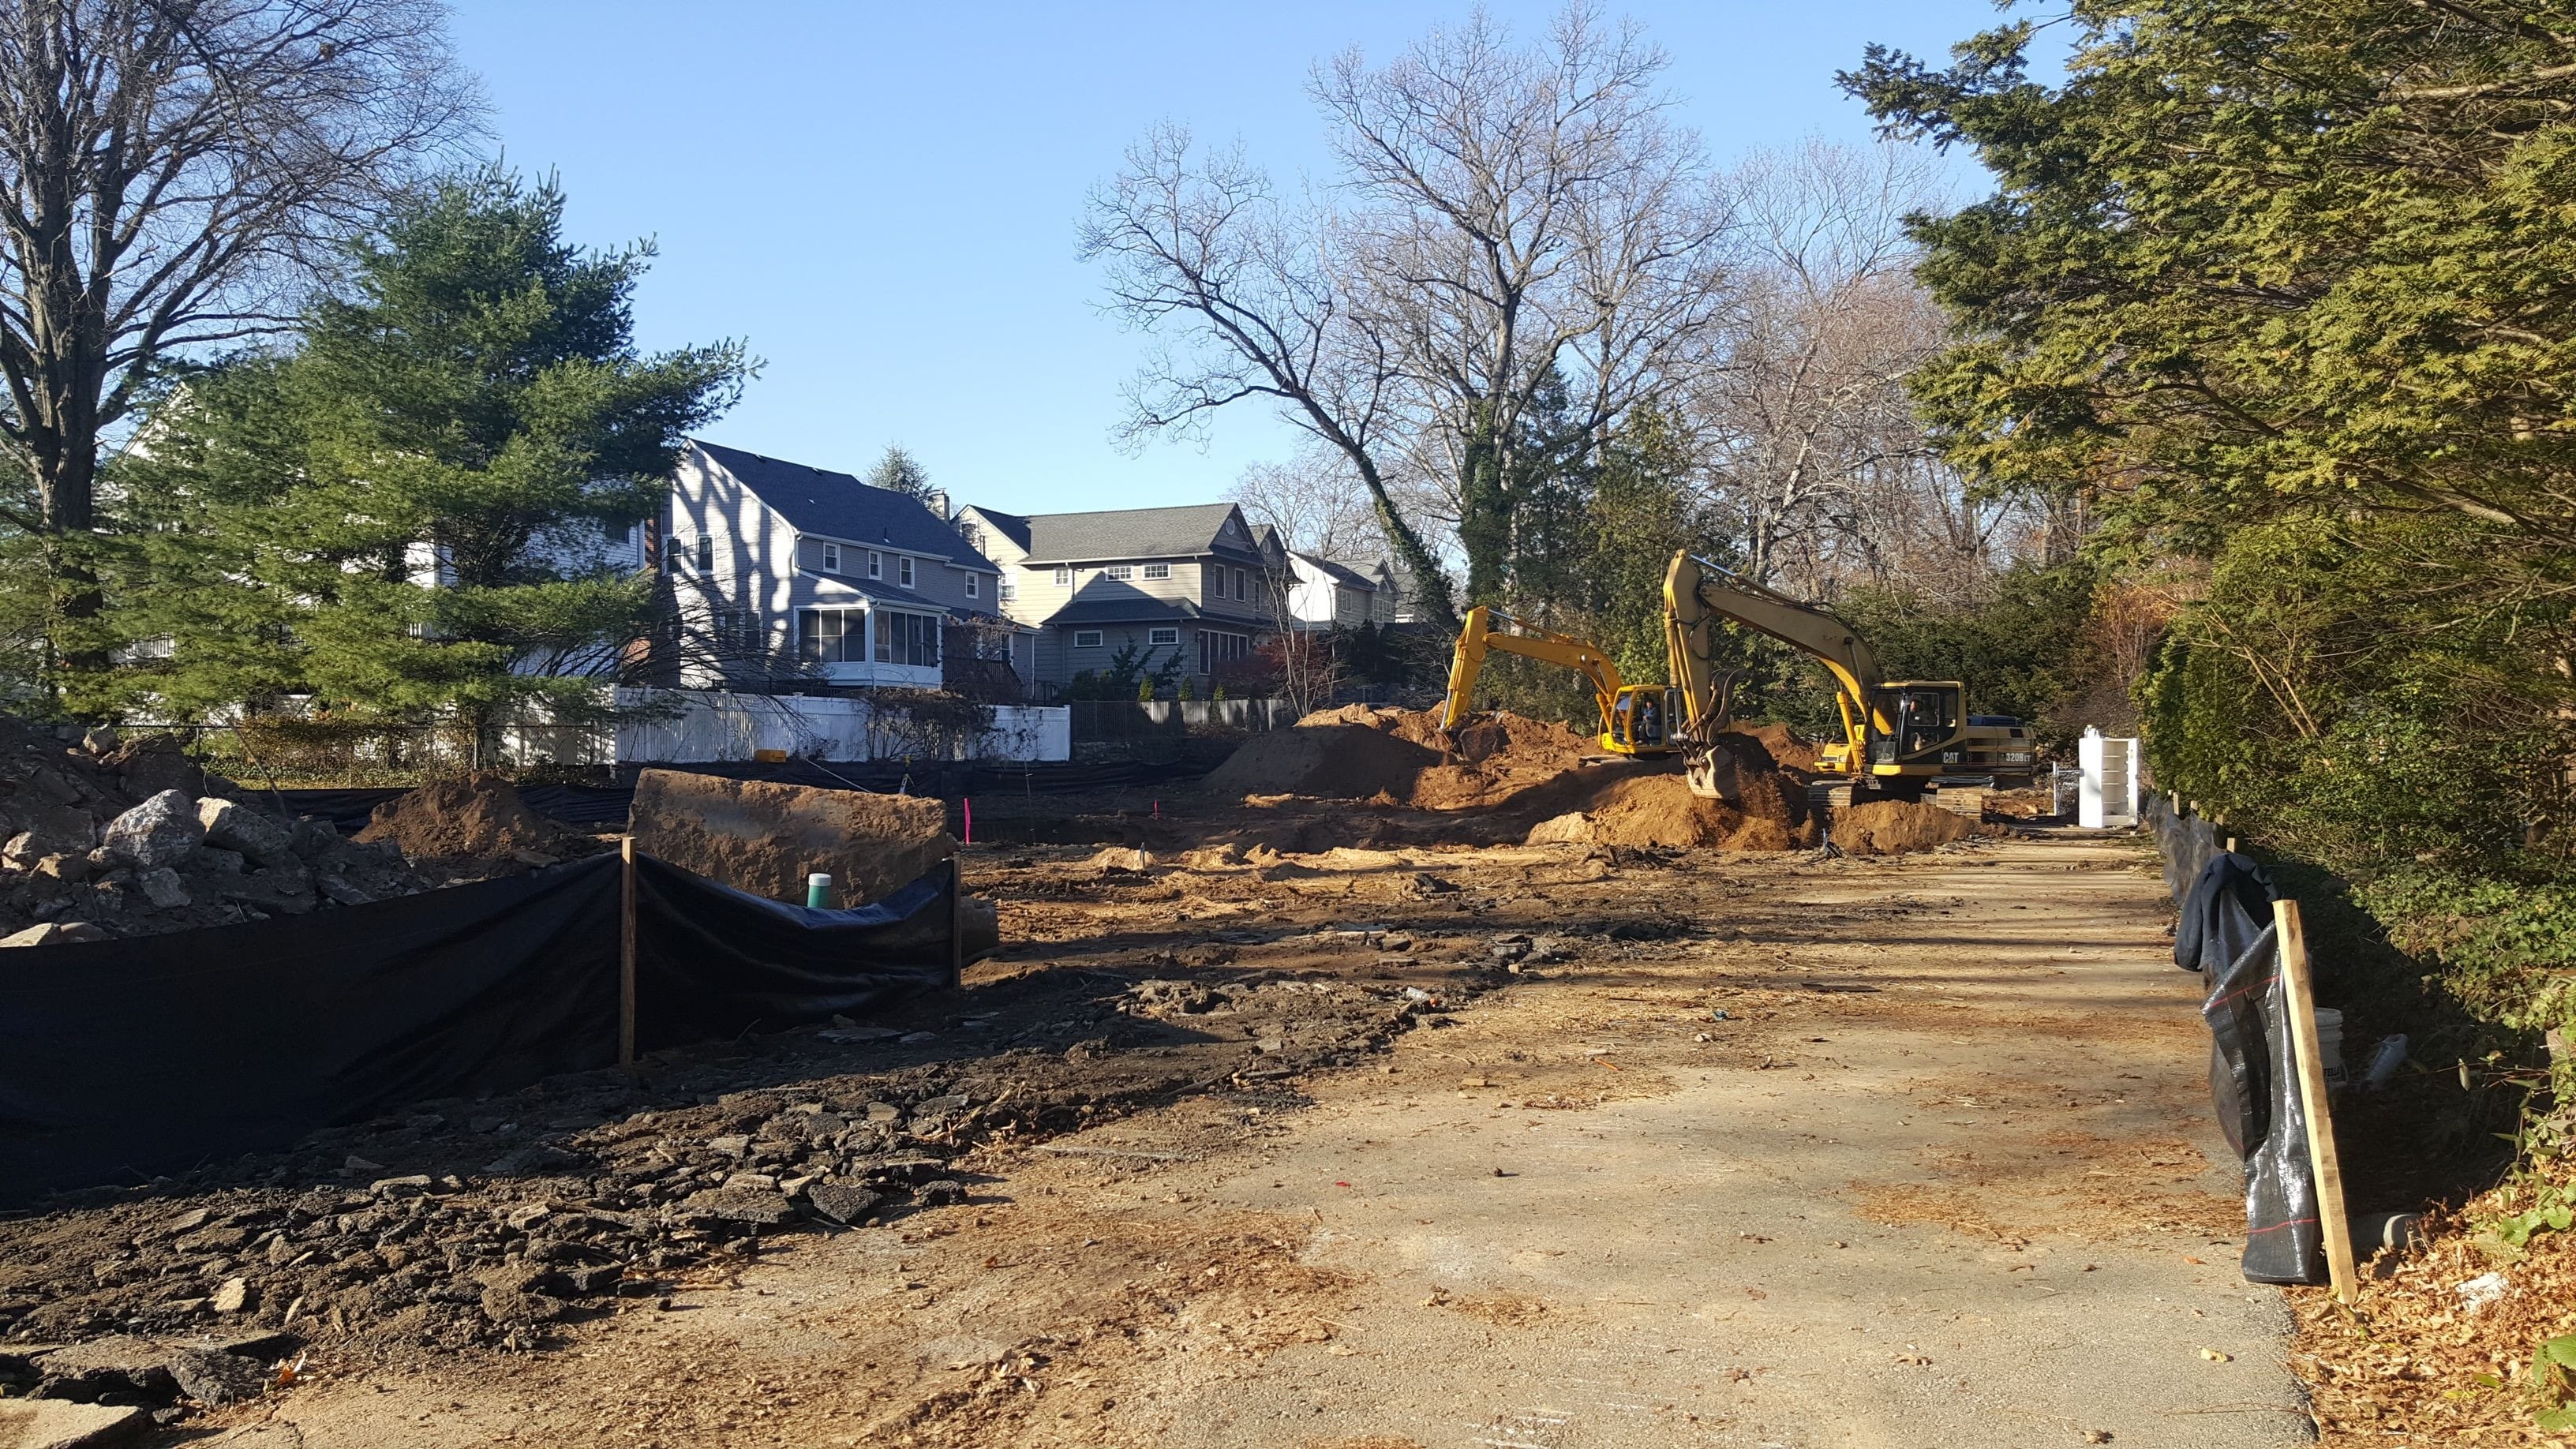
[1527,773,1814,851]
[1198,706,1819,853]
[353,773,577,864]
[629,769,954,908]
[1834,798,1999,856]
[1722,720,1822,771]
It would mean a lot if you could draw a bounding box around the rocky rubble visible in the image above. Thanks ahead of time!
[0,721,436,942]
[0,968,1455,1414]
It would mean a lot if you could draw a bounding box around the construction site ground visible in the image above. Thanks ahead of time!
[157,814,2311,1449]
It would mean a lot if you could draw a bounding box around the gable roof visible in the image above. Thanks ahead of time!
[691,440,1000,572]
[958,505,1032,554]
[1293,551,1378,589]
[1009,502,1263,565]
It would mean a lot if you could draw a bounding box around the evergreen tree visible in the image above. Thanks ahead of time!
[867,444,933,504]
[118,167,747,747]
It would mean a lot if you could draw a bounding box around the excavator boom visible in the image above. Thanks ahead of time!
[1664,552,1880,773]
[1442,607,1678,756]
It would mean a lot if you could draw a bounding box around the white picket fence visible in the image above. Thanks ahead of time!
[598,689,1069,765]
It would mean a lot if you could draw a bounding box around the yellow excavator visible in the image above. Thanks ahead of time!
[1661,552,2035,800]
[1439,606,1685,756]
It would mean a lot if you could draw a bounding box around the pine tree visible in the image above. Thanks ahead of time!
[866,444,933,504]
[118,167,748,749]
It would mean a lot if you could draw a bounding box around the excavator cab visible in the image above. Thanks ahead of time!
[1876,683,1964,766]
[1604,685,1685,752]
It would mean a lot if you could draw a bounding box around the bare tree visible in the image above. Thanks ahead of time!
[1689,138,2039,601]
[1230,444,1377,559]
[1084,2,1732,631]
[0,0,474,682]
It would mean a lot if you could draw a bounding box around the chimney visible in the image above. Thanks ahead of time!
[924,487,951,521]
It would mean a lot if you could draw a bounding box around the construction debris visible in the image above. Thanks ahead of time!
[0,970,1451,1376]
[0,721,434,939]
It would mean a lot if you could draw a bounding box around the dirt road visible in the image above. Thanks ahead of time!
[167,829,2305,1449]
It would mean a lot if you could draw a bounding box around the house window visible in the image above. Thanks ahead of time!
[872,611,941,667]
[1103,564,1134,581]
[796,608,866,665]
[998,575,1015,601]
[1234,568,1246,601]
[695,534,713,573]
[1053,565,1071,586]
[899,556,915,588]
[1143,562,1170,580]
[868,550,882,580]
[1073,629,1103,649]
[965,572,979,599]
[821,541,841,573]
[1149,626,1180,646]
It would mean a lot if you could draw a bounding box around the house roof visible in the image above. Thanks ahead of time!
[692,440,1001,572]
[1293,551,1378,590]
[959,506,1031,553]
[1039,597,1205,627]
[1007,502,1266,565]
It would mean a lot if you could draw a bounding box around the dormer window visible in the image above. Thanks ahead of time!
[1104,564,1134,581]
[1144,562,1170,580]
[899,556,915,588]
[821,541,841,573]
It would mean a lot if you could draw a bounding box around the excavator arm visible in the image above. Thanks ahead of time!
[1442,606,1631,738]
[1663,552,1884,776]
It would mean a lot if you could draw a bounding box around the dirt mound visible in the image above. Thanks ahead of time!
[1202,705,1821,850]
[1526,774,1814,852]
[1212,706,1601,811]
[1200,719,1444,802]
[355,773,569,861]
[1720,721,1822,772]
[1834,799,1991,856]
[630,770,953,908]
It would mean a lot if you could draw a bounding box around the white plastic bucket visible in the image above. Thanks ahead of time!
[2313,1007,2346,1088]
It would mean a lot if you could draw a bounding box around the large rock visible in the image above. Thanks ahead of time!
[99,734,204,803]
[100,789,202,869]
[196,796,296,867]
[32,1335,268,1409]
[0,1398,148,1448]
[0,920,109,947]
[629,769,954,908]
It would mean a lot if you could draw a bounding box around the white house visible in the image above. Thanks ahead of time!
[665,440,1024,692]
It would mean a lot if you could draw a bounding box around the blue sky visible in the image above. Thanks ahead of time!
[446,2,2012,515]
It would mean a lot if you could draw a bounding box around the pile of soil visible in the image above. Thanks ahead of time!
[1526,773,1814,851]
[354,773,574,864]
[1722,721,1822,772]
[1198,721,1441,803]
[1203,705,1824,851]
[1833,799,1995,856]
[629,770,951,908]
[1202,706,1602,811]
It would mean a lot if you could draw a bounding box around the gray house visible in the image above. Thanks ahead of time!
[665,440,1022,693]
[955,501,1290,695]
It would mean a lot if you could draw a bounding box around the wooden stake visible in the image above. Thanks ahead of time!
[948,853,965,990]
[619,835,638,1070]
[2274,899,2357,1303]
